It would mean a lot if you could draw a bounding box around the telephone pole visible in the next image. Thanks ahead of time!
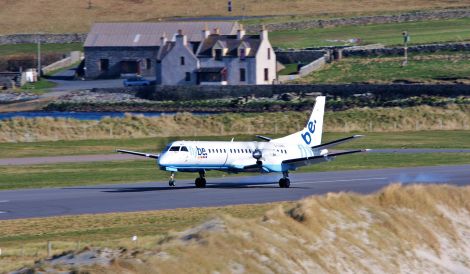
[37,33,42,78]
[402,31,410,67]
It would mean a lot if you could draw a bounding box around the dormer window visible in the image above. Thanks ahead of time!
[240,48,246,60]
[215,49,222,61]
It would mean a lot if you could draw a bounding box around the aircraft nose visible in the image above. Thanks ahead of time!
[158,154,169,166]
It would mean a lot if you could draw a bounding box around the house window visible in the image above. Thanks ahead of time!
[240,48,246,60]
[240,68,246,82]
[264,68,269,81]
[185,72,191,81]
[268,48,271,60]
[146,59,151,69]
[181,56,185,65]
[100,59,109,71]
[215,49,222,61]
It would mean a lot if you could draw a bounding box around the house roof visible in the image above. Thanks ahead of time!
[197,34,261,57]
[84,22,239,47]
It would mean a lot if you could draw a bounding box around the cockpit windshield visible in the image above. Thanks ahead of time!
[169,146,180,151]
[181,146,188,152]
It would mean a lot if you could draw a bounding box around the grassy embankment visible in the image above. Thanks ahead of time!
[2,0,470,34]
[270,17,470,48]
[0,43,83,56]
[293,53,470,84]
[1,104,470,143]
[2,184,470,273]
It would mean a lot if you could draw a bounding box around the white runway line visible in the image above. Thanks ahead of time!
[0,200,9,203]
[298,177,388,185]
[0,211,7,214]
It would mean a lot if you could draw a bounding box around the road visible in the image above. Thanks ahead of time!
[0,164,469,220]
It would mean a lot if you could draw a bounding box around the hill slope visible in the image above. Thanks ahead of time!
[19,184,470,273]
[2,0,470,34]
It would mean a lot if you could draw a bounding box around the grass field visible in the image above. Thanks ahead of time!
[2,0,470,34]
[0,43,83,57]
[1,131,470,159]
[1,153,469,190]
[293,53,470,84]
[270,17,470,48]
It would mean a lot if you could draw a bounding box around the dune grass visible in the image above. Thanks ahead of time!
[0,153,469,190]
[1,105,469,143]
[294,53,470,84]
[270,17,470,48]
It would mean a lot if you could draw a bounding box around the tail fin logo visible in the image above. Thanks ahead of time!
[301,120,317,145]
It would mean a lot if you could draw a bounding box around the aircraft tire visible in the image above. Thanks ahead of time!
[169,180,175,187]
[195,178,207,188]
[279,178,291,188]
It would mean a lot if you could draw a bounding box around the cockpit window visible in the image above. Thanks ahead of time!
[169,146,180,151]
[181,146,188,152]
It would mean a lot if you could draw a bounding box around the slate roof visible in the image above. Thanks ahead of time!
[197,34,262,57]
[84,22,239,47]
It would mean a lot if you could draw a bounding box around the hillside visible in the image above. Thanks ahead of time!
[1,0,470,34]
[17,184,470,273]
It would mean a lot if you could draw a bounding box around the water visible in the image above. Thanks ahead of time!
[0,111,214,121]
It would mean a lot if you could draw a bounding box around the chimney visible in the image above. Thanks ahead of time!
[160,32,168,46]
[260,25,268,40]
[176,29,187,46]
[202,23,210,39]
[237,24,245,40]
[213,28,220,35]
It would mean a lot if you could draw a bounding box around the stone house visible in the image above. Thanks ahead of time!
[156,25,277,85]
[83,22,238,79]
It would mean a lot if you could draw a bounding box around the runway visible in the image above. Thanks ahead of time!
[0,164,469,220]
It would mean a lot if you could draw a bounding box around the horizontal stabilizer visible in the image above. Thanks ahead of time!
[312,135,364,150]
[116,149,159,159]
[256,135,272,142]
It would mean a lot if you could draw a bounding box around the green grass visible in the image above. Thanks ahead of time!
[270,17,470,48]
[20,79,57,91]
[278,63,299,75]
[294,54,470,83]
[1,153,469,190]
[0,43,83,56]
[1,131,469,159]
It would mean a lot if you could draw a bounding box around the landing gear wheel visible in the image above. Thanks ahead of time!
[169,179,175,187]
[279,178,291,188]
[195,177,206,188]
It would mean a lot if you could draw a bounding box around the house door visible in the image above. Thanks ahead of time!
[120,61,140,74]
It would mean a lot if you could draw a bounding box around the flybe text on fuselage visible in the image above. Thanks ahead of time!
[301,120,316,145]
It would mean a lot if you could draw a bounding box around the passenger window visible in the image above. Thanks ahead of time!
[169,146,180,151]
[230,149,232,153]
[181,146,188,152]
[216,149,219,153]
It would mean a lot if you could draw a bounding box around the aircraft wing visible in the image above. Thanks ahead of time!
[116,149,159,159]
[282,149,368,168]
[311,135,364,150]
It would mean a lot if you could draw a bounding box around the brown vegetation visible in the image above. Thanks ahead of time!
[1,0,470,34]
[0,104,469,142]
[17,184,470,273]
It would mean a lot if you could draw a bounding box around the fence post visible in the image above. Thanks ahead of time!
[47,241,52,257]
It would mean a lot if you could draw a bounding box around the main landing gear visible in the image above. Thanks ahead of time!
[169,172,175,186]
[195,170,207,188]
[279,171,291,188]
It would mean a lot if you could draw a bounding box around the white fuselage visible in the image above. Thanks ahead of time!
[158,140,327,173]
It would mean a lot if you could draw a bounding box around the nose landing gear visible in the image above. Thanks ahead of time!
[279,171,291,188]
[195,170,207,188]
[169,172,175,186]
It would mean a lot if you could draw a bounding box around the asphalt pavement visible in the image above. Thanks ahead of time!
[0,164,469,220]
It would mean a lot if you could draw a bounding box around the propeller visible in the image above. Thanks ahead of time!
[252,148,263,166]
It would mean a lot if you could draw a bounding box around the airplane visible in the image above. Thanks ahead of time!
[117,96,368,188]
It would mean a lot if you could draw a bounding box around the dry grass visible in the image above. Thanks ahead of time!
[0,104,469,142]
[1,0,470,34]
[12,184,470,273]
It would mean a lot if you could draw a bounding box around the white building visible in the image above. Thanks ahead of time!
[156,25,277,85]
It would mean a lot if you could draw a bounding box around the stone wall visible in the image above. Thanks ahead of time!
[276,50,326,64]
[343,42,470,57]
[246,9,470,33]
[137,84,470,101]
[0,33,86,45]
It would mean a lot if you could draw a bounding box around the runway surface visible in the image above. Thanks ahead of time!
[0,164,469,220]
[1,149,470,166]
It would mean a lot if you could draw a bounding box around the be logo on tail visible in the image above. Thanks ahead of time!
[301,120,316,145]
